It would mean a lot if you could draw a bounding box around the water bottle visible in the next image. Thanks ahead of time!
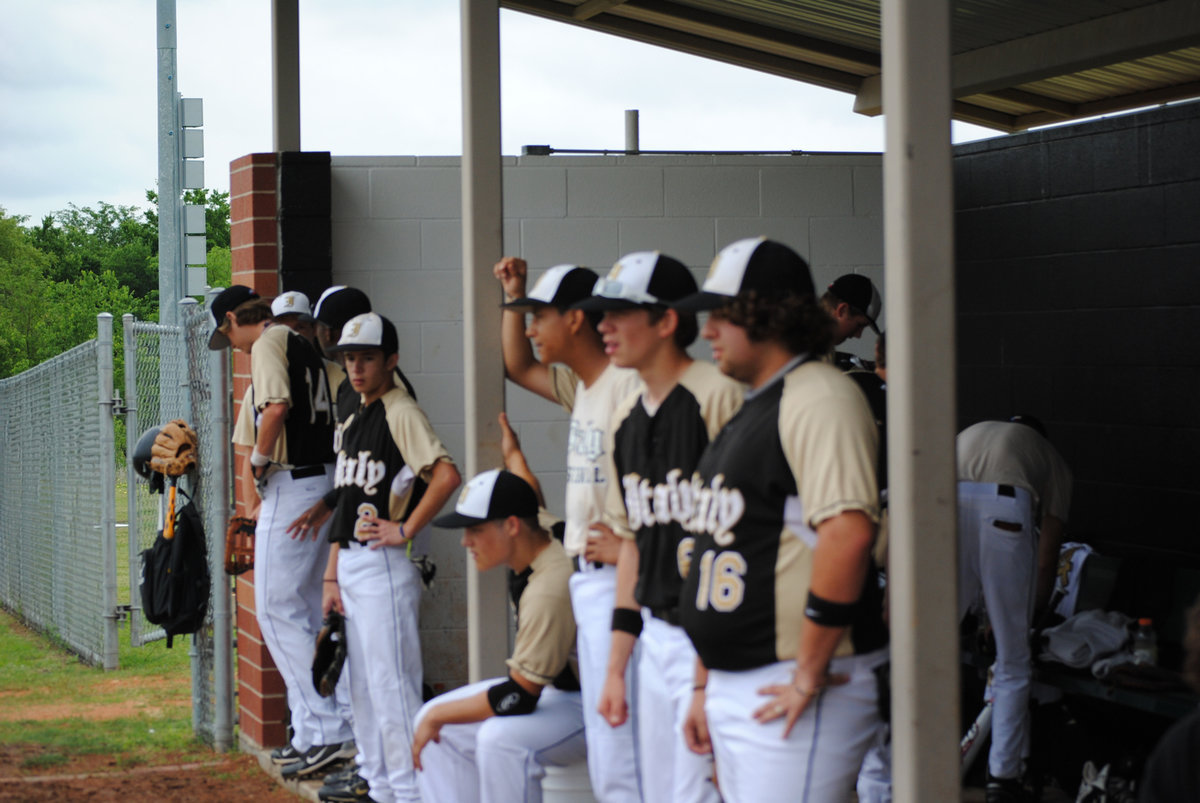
[1132,618,1157,665]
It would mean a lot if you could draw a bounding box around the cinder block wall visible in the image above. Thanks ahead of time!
[328,153,885,692]
[954,101,1200,552]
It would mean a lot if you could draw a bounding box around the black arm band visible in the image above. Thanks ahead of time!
[487,678,539,716]
[611,607,643,637]
[804,590,856,628]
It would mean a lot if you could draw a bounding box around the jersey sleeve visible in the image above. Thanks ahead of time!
[232,386,256,447]
[780,367,879,528]
[602,389,641,540]
[548,364,579,412]
[250,326,292,409]
[700,371,744,441]
[507,590,575,686]
[324,359,346,393]
[383,393,454,482]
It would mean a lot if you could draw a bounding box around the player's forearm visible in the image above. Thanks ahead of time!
[426,689,497,727]
[500,309,547,389]
[614,538,641,610]
[254,402,287,459]
[402,459,462,536]
[324,543,340,581]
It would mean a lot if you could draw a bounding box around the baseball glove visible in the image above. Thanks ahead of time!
[224,516,256,575]
[312,610,347,697]
[149,419,198,477]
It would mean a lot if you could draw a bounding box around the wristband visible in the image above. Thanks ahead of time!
[398,523,407,542]
[611,607,643,637]
[250,449,271,467]
[323,578,338,583]
[804,590,856,628]
[692,684,706,692]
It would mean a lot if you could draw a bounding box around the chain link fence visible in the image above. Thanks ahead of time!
[0,318,119,669]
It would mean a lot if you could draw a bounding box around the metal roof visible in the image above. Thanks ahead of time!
[502,0,1200,131]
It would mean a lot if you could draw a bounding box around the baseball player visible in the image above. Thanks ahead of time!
[581,252,742,803]
[413,468,586,803]
[209,285,355,777]
[319,312,461,803]
[272,289,317,345]
[821,273,882,348]
[957,416,1071,803]
[674,237,888,803]
[494,256,643,802]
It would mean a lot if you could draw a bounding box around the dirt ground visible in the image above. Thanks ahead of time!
[0,744,297,801]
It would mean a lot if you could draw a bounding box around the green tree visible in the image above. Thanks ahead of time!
[0,209,53,375]
[144,188,231,250]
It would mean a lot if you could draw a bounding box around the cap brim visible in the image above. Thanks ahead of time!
[500,296,552,310]
[572,296,645,312]
[867,319,881,335]
[208,329,231,350]
[432,511,489,529]
[670,291,732,313]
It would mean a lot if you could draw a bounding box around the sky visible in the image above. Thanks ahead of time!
[0,0,1000,224]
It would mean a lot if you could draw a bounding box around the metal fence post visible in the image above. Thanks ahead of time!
[207,288,234,751]
[97,313,119,671]
[122,314,142,646]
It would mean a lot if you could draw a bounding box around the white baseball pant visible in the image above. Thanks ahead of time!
[414,680,587,803]
[254,466,355,752]
[339,540,424,803]
[569,564,643,803]
[638,616,719,803]
[957,481,1036,781]
[705,648,887,803]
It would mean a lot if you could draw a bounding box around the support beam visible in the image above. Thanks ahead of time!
[460,0,510,683]
[574,0,626,21]
[272,0,300,152]
[882,0,960,800]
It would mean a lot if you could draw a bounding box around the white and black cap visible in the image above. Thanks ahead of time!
[433,469,540,528]
[331,312,399,356]
[207,284,261,350]
[271,290,313,319]
[827,274,882,334]
[574,251,697,311]
[314,286,372,329]
[501,265,599,310]
[673,237,814,312]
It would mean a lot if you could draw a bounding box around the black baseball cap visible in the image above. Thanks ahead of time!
[501,265,599,311]
[827,274,882,335]
[433,469,540,528]
[331,312,399,356]
[314,286,372,329]
[208,285,261,350]
[673,237,815,312]
[574,251,697,312]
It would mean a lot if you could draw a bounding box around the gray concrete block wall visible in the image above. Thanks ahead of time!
[329,153,885,691]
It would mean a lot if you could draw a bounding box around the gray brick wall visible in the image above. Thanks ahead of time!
[329,153,885,691]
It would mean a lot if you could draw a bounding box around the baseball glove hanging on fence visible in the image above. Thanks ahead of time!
[224,516,256,575]
[149,419,198,477]
[312,610,348,697]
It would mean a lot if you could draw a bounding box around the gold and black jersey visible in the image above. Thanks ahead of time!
[249,324,335,467]
[680,360,886,672]
[329,387,451,547]
[609,361,742,613]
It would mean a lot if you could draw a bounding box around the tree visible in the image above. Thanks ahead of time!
[145,188,231,250]
[0,208,53,375]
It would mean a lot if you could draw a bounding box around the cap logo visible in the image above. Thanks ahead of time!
[285,296,295,308]
[457,484,473,508]
[348,321,362,337]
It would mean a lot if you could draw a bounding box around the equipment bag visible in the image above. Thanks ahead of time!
[139,496,210,648]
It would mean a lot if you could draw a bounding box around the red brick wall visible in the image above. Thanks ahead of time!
[228,153,287,749]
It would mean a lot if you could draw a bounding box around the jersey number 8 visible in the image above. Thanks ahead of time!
[693,549,747,613]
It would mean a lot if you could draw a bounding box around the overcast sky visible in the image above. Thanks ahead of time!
[1,0,999,223]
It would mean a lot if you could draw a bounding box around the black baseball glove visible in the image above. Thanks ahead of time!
[312,610,347,697]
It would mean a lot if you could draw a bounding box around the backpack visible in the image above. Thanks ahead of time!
[139,495,211,647]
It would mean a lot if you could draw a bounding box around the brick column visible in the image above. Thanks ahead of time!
[229,152,287,749]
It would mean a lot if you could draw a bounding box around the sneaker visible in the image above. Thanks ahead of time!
[986,774,1030,803]
[270,743,302,765]
[319,771,374,802]
[319,761,360,789]
[281,742,357,780]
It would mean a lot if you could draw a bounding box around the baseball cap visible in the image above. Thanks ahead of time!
[208,285,261,350]
[314,286,372,329]
[828,274,882,335]
[331,312,399,356]
[500,265,599,310]
[271,290,313,319]
[574,251,697,312]
[433,469,540,528]
[673,237,815,312]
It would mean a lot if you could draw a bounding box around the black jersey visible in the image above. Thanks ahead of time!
[609,361,742,613]
[329,387,451,547]
[250,324,335,467]
[335,369,417,425]
[680,359,886,672]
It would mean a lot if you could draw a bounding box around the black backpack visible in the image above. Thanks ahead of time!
[139,496,211,647]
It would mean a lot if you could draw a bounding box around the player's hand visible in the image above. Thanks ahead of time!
[754,673,848,738]
[322,580,343,616]
[683,687,712,755]
[597,672,629,727]
[493,256,529,301]
[584,523,623,565]
[412,714,443,771]
[357,512,410,550]
[287,499,331,541]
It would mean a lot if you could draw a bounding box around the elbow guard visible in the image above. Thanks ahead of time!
[487,678,539,716]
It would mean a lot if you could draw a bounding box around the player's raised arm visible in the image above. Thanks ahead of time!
[494,257,556,400]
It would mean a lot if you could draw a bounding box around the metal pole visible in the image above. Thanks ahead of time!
[208,289,234,751]
[272,0,301,151]
[97,314,119,671]
[122,314,142,646]
[157,0,181,329]
[460,0,509,682]
[882,0,960,800]
[625,109,640,154]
